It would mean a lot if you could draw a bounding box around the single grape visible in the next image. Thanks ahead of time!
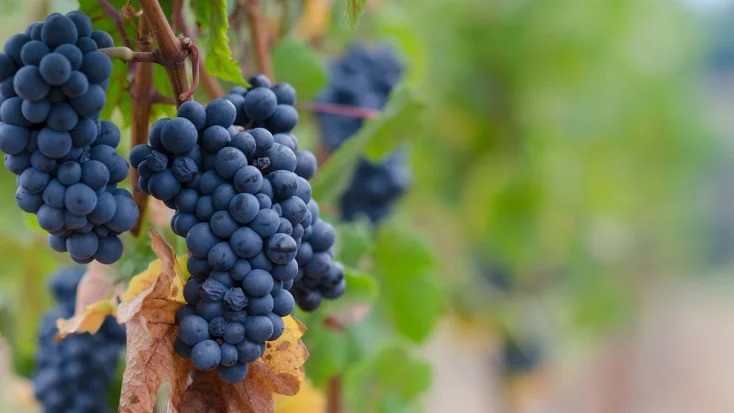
[41,14,78,48]
[64,183,97,215]
[177,100,206,130]
[204,98,236,128]
[243,87,277,121]
[13,65,49,102]
[161,117,198,154]
[39,53,72,86]
[178,315,210,346]
[218,362,248,383]
[233,165,263,194]
[20,40,50,66]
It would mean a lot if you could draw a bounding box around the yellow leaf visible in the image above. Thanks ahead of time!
[55,262,118,339]
[275,379,326,413]
[296,0,331,41]
[55,300,117,339]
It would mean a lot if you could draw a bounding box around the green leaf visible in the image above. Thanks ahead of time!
[78,0,137,125]
[299,314,349,386]
[343,268,378,302]
[336,221,373,267]
[362,86,424,161]
[343,344,431,413]
[191,0,248,86]
[374,225,442,342]
[272,37,328,101]
[345,0,366,30]
[311,85,424,205]
[116,224,158,283]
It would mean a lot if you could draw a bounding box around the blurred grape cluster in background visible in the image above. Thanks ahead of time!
[2,0,734,411]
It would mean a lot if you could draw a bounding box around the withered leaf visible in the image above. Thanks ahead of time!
[0,337,39,412]
[117,231,189,413]
[56,261,118,339]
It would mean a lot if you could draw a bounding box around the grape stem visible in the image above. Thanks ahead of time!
[327,376,343,413]
[138,0,192,106]
[297,101,381,119]
[99,47,158,63]
[171,0,224,99]
[245,0,274,79]
[98,0,132,49]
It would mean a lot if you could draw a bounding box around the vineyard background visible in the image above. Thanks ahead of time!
[1,0,734,411]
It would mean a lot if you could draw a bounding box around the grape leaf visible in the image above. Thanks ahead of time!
[343,344,431,413]
[191,0,248,86]
[362,85,424,161]
[117,231,189,413]
[310,85,423,205]
[345,0,366,30]
[0,338,38,413]
[55,262,119,338]
[78,0,136,125]
[343,268,378,303]
[272,37,328,101]
[274,379,326,412]
[374,225,441,343]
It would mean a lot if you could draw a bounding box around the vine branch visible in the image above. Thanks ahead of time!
[129,15,154,236]
[298,101,381,119]
[245,0,273,79]
[171,0,224,99]
[138,0,191,106]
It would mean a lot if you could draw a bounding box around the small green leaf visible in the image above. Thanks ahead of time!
[343,268,378,302]
[311,85,423,205]
[116,224,158,283]
[374,225,442,342]
[298,314,349,386]
[362,86,424,161]
[343,344,431,413]
[79,0,137,126]
[345,0,366,30]
[192,0,248,86]
[336,221,373,267]
[272,37,327,101]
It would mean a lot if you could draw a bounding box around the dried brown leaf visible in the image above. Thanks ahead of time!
[118,231,189,413]
[56,262,117,339]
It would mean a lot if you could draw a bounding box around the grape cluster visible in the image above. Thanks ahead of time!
[131,78,343,382]
[316,45,410,223]
[0,12,137,264]
[33,266,126,412]
[224,75,345,312]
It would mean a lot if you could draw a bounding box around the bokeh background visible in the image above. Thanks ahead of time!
[1,0,734,411]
